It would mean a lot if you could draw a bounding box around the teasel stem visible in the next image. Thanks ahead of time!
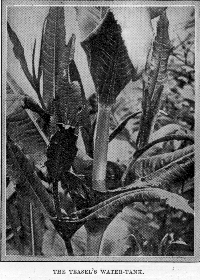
[92,103,111,192]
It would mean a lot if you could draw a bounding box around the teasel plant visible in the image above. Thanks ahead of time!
[121,10,172,185]
[76,7,153,192]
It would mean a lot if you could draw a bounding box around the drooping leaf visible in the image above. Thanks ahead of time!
[45,127,78,182]
[64,185,193,224]
[136,11,171,148]
[80,10,136,105]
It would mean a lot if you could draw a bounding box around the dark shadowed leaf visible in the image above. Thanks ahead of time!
[80,10,135,105]
[45,127,78,182]
[61,172,91,210]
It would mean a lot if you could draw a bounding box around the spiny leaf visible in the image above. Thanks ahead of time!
[136,11,171,148]
[80,10,135,105]
[133,144,194,179]
[64,187,193,224]
[140,149,194,190]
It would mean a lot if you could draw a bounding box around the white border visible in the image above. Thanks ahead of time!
[1,0,200,270]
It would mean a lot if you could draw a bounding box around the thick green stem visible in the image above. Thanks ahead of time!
[92,103,111,192]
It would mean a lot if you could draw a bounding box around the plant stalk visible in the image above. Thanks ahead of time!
[92,103,111,192]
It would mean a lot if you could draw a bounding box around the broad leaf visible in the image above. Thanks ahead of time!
[99,204,159,256]
[80,10,135,105]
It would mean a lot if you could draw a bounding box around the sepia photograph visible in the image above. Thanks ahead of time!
[1,0,199,264]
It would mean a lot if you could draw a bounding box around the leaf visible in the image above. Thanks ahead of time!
[109,111,141,142]
[15,194,46,255]
[69,60,93,157]
[76,7,109,41]
[133,144,194,180]
[45,127,78,182]
[136,11,171,148]
[7,73,48,165]
[80,10,135,105]
[61,172,90,210]
[7,22,36,91]
[99,205,159,256]
[138,145,194,190]
[42,229,67,256]
[110,83,142,144]
[110,7,153,76]
[41,7,66,108]
[41,8,84,128]
[6,136,55,218]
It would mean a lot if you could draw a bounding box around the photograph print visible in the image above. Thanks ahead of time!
[3,2,196,260]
